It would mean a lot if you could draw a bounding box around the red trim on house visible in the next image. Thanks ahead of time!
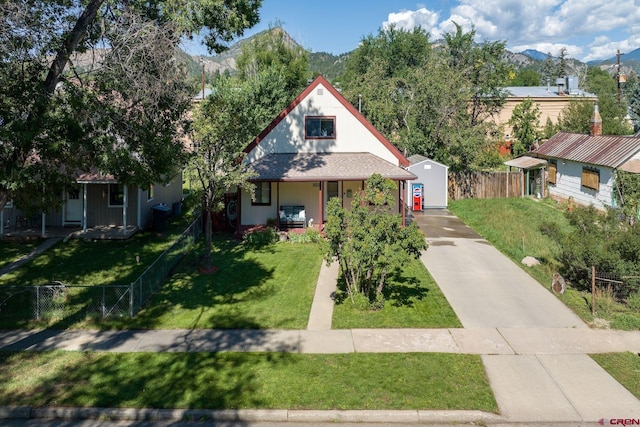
[243,75,410,167]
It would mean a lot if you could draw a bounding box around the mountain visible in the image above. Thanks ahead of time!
[519,49,549,61]
[586,47,640,75]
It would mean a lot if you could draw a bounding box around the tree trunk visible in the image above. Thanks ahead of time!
[44,0,105,95]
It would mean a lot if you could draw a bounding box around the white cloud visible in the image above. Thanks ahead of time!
[384,7,439,32]
[382,0,639,61]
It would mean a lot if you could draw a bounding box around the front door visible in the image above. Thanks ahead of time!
[64,187,82,224]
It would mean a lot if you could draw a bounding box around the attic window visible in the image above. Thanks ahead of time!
[581,167,599,191]
[305,116,335,139]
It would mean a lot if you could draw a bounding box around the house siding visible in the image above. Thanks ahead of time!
[245,82,402,166]
[548,160,614,209]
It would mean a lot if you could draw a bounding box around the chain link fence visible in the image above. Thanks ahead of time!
[0,214,202,324]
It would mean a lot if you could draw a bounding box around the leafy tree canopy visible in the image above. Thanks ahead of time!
[341,24,510,171]
[0,0,262,212]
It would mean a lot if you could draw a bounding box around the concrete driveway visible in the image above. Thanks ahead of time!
[414,209,585,329]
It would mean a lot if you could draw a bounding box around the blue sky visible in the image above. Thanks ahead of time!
[183,0,640,62]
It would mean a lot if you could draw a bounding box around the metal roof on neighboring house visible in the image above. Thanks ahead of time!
[249,153,416,182]
[506,86,597,99]
[531,132,640,169]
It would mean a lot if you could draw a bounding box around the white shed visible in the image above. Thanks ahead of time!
[405,155,449,210]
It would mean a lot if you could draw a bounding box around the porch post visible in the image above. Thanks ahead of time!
[236,187,241,229]
[0,209,3,236]
[400,180,406,227]
[83,183,87,233]
[41,212,45,238]
[318,181,323,228]
[122,185,128,235]
[276,182,280,229]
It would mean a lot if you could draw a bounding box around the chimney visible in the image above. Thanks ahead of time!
[590,103,602,136]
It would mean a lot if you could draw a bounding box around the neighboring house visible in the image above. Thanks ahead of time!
[239,75,416,229]
[529,105,640,209]
[0,170,183,238]
[405,155,449,210]
[495,76,598,142]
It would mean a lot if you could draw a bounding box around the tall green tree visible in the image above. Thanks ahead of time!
[508,97,541,156]
[236,25,309,96]
[192,31,308,268]
[511,69,542,86]
[341,25,505,171]
[442,23,512,127]
[558,67,633,135]
[324,174,427,307]
[0,0,262,213]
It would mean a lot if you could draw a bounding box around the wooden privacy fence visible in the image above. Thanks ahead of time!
[449,171,523,200]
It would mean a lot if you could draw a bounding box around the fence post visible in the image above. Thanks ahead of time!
[592,266,596,316]
[35,286,40,320]
[130,283,134,318]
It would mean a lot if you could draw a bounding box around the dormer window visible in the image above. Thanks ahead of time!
[305,116,335,139]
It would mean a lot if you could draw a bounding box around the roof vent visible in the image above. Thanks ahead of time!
[317,88,324,96]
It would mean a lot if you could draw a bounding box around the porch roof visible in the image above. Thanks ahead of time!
[75,169,117,184]
[504,156,547,169]
[248,153,416,182]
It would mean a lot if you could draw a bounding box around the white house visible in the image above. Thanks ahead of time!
[531,106,640,209]
[239,75,416,229]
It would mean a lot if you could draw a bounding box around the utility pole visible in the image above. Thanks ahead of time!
[617,49,622,107]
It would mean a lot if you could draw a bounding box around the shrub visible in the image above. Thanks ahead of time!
[243,228,277,247]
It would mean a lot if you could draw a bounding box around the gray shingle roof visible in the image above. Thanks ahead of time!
[249,153,416,181]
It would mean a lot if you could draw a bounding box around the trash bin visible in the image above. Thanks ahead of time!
[152,203,170,231]
[172,201,182,217]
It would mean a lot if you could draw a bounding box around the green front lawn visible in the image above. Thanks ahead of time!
[127,237,323,330]
[0,350,497,412]
[332,257,462,329]
[0,220,192,287]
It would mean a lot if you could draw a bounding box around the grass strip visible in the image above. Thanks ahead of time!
[0,350,497,412]
[591,352,640,399]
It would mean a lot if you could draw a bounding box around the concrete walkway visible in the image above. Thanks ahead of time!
[0,237,62,277]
